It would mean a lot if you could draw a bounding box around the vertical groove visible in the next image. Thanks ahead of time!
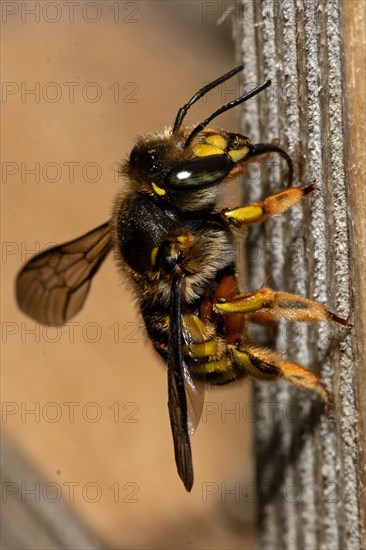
[239,0,360,547]
[341,1,366,546]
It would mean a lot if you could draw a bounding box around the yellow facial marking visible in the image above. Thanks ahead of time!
[228,146,250,163]
[151,182,166,196]
[192,143,224,157]
[205,134,227,149]
[150,246,159,266]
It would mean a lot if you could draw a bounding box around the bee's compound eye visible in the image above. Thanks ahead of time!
[129,145,140,166]
[165,155,233,189]
[129,145,158,173]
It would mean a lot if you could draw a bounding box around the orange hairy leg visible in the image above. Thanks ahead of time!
[221,184,316,226]
[211,182,347,400]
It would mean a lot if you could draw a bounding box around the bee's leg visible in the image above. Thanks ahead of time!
[211,271,245,345]
[220,183,315,227]
[195,340,331,400]
[215,287,348,325]
[177,271,245,382]
[230,344,330,401]
[249,311,279,326]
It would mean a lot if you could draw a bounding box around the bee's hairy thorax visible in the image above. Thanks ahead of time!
[114,191,236,307]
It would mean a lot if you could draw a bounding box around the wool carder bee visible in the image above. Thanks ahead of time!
[16,66,347,491]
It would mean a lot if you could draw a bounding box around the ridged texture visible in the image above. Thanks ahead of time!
[239,0,360,548]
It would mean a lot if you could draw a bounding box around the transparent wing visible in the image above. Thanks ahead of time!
[167,271,205,492]
[181,319,205,436]
[16,222,112,325]
[182,366,205,437]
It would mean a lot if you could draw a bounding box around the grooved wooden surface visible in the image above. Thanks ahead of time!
[239,0,364,547]
[342,0,366,545]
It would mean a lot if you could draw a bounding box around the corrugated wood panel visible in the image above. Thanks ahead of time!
[238,0,364,547]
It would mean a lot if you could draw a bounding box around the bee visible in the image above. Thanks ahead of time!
[16,66,347,491]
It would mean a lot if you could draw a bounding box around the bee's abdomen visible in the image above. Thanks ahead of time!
[141,302,247,385]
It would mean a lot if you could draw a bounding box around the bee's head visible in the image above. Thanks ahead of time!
[123,66,292,212]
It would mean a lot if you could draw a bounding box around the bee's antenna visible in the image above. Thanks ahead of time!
[184,80,271,148]
[172,65,244,135]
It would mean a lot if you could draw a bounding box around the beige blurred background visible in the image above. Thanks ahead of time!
[2,2,257,548]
